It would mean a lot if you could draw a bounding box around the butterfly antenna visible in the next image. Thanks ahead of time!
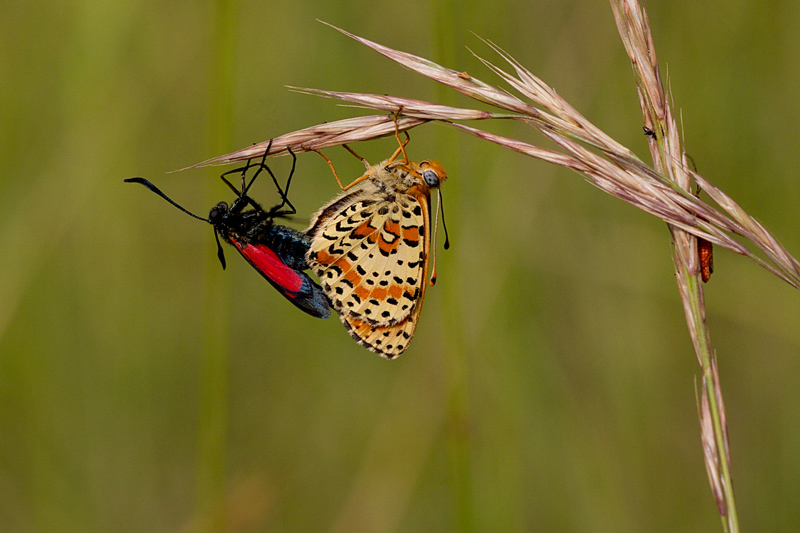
[124,177,208,223]
[429,189,450,286]
[439,188,450,250]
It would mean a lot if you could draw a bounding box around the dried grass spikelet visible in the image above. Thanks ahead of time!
[187,21,799,291]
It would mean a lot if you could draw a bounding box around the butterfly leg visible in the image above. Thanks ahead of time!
[310,148,374,192]
[390,110,410,163]
[342,144,369,168]
[310,148,346,190]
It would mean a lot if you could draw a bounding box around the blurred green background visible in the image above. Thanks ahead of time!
[2,0,800,531]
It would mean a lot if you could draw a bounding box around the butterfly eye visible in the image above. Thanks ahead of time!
[209,201,228,222]
[422,169,440,188]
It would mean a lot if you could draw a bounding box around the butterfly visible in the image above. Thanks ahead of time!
[305,138,447,358]
[126,146,331,319]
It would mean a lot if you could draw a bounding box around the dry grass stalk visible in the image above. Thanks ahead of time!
[611,1,738,530]
[181,115,429,170]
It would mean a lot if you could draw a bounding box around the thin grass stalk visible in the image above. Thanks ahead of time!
[609,0,738,529]
[196,0,235,530]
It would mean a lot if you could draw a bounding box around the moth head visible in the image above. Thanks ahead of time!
[208,201,229,224]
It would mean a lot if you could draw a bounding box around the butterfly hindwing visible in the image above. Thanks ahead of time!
[343,315,417,358]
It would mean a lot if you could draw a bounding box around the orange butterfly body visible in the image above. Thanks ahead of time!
[306,155,446,359]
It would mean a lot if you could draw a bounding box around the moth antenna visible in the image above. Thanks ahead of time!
[124,177,208,223]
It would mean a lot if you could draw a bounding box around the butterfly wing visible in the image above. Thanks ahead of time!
[341,189,432,358]
[306,170,433,358]
[342,314,419,358]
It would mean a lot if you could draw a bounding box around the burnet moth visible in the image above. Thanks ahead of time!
[125,143,331,318]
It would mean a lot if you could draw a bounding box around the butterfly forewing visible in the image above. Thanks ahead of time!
[306,158,444,358]
[308,185,427,327]
[346,196,425,324]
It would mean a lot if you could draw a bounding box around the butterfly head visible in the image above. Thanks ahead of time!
[417,160,447,190]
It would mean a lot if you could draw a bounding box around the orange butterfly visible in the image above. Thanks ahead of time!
[305,138,447,359]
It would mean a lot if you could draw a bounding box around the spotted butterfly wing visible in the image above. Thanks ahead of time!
[306,157,446,358]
